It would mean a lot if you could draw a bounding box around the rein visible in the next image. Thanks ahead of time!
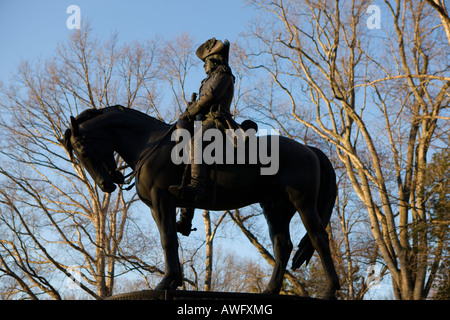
[117,122,178,191]
[71,134,118,178]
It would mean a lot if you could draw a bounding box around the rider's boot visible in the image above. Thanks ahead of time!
[169,162,207,202]
[176,207,196,236]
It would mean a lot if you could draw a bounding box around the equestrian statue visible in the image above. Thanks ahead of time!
[63,38,340,299]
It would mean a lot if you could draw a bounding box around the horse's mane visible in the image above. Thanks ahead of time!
[75,105,170,128]
[63,105,170,157]
[74,108,103,124]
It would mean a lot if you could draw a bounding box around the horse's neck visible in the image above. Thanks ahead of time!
[109,113,169,167]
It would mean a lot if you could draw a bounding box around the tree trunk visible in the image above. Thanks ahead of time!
[203,210,213,291]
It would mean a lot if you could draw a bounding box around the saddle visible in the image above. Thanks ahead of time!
[205,104,258,133]
[122,114,258,195]
[177,111,259,204]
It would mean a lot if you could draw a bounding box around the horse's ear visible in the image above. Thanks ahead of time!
[70,116,79,136]
[61,128,74,160]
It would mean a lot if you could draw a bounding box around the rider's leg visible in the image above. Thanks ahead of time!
[169,119,213,202]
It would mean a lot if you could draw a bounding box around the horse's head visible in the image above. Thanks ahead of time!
[63,115,124,193]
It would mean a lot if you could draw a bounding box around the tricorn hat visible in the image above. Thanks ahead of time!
[196,38,230,62]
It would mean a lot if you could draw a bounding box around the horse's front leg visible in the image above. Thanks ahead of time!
[148,189,182,290]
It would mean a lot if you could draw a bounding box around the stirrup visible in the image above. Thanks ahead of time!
[169,185,184,199]
[169,184,205,202]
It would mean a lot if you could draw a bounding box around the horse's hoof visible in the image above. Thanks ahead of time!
[262,286,280,295]
[154,276,181,291]
[322,290,337,300]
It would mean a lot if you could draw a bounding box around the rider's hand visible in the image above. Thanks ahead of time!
[179,110,192,120]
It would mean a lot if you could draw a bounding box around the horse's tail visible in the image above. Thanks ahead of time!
[291,146,337,270]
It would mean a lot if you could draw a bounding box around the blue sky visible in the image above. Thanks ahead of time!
[0,0,272,277]
[0,0,267,284]
[0,0,256,84]
[0,1,398,298]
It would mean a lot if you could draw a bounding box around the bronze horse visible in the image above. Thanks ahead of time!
[63,106,340,299]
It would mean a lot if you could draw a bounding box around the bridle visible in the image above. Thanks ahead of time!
[72,134,120,183]
[72,122,178,192]
[115,122,179,190]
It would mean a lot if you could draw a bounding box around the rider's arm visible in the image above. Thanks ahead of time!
[186,72,232,117]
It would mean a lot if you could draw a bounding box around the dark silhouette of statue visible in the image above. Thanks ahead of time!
[169,38,236,202]
[63,37,341,299]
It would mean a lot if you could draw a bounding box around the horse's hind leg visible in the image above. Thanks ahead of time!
[261,200,296,294]
[289,188,340,299]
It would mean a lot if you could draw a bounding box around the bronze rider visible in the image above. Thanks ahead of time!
[169,38,235,202]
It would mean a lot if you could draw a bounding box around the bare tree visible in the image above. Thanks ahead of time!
[330,169,384,299]
[158,33,201,117]
[0,25,163,299]
[0,26,259,299]
[202,210,228,291]
[424,0,450,44]
[240,0,449,299]
[228,209,310,296]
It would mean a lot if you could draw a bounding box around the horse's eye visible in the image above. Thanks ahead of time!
[79,147,88,158]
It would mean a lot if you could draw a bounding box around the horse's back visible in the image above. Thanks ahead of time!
[197,136,321,209]
[277,136,321,189]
